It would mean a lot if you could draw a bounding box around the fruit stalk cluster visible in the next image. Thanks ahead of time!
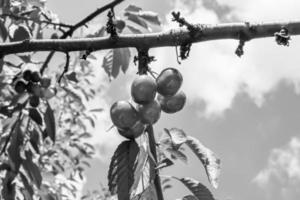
[110,68,186,139]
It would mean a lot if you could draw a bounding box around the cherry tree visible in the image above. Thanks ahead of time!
[0,0,298,200]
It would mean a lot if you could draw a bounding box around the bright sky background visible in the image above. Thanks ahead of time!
[47,0,300,199]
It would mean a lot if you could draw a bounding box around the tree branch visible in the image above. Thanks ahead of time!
[39,0,125,74]
[0,21,300,55]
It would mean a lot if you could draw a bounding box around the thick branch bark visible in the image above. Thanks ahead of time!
[0,21,300,55]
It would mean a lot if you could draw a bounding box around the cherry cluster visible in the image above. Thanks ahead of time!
[14,70,52,107]
[110,68,186,139]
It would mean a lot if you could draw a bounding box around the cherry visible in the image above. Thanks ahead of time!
[110,101,139,129]
[131,75,157,104]
[157,90,186,114]
[156,68,183,96]
[23,70,33,81]
[137,100,161,124]
[14,80,26,94]
[117,121,145,139]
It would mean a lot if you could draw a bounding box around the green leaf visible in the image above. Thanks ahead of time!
[186,136,221,189]
[22,151,42,188]
[125,12,148,29]
[138,11,161,25]
[108,140,139,200]
[181,195,199,200]
[65,71,78,83]
[20,172,34,199]
[0,18,8,41]
[164,128,187,149]
[7,124,23,171]
[156,157,174,170]
[102,48,131,79]
[1,171,17,200]
[29,129,40,154]
[126,25,143,34]
[173,177,215,200]
[29,108,43,125]
[130,146,148,195]
[44,103,56,142]
[125,5,142,12]
[131,183,158,200]
[11,25,31,42]
[124,5,161,29]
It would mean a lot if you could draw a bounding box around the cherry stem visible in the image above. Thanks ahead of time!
[146,125,164,200]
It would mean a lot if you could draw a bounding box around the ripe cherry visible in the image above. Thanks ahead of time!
[14,80,26,94]
[110,101,139,129]
[157,90,186,114]
[29,96,40,107]
[137,100,161,124]
[40,77,51,88]
[131,75,157,104]
[23,70,33,81]
[156,68,183,96]
[31,71,41,83]
[117,121,145,139]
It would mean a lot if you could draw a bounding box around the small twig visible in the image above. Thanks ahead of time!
[58,52,70,83]
[0,13,73,28]
[39,0,125,74]
[235,39,245,57]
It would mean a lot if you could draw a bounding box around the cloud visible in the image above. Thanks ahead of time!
[154,0,300,117]
[252,137,300,199]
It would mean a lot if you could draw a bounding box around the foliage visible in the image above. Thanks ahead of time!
[0,0,276,200]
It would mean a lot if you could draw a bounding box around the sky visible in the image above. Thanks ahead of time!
[46,0,300,200]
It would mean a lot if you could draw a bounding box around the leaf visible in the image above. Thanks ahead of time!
[44,103,56,142]
[7,124,23,171]
[156,157,174,170]
[186,136,221,189]
[86,26,106,38]
[29,129,40,154]
[89,108,103,112]
[11,25,31,42]
[29,108,43,125]
[65,71,78,83]
[0,57,3,73]
[131,183,158,200]
[138,11,161,26]
[124,5,161,28]
[125,5,142,12]
[108,140,139,200]
[22,151,42,188]
[181,195,199,200]
[125,12,148,29]
[166,147,188,163]
[2,171,17,200]
[173,177,215,200]
[164,128,187,149]
[0,18,8,41]
[20,172,34,198]
[102,48,131,79]
[126,25,143,34]
[130,146,148,195]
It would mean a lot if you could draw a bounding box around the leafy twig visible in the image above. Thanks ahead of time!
[58,52,70,83]
[40,0,125,74]
[0,13,73,28]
